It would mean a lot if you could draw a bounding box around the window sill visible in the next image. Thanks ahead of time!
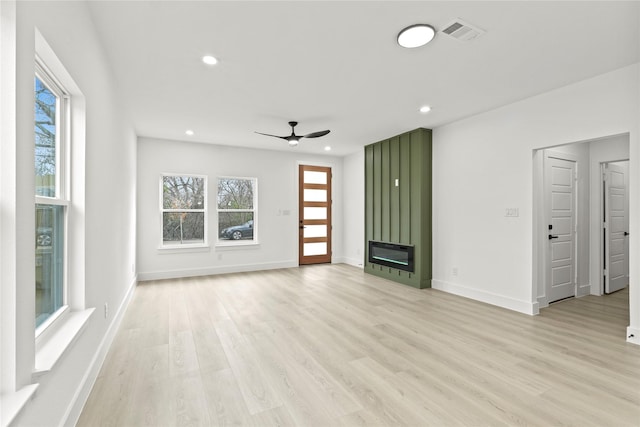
[32,308,95,379]
[157,244,210,254]
[215,240,260,250]
[0,384,39,427]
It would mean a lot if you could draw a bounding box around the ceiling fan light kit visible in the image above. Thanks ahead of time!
[255,121,330,148]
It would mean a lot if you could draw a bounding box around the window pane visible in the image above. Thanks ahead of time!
[35,204,64,327]
[304,225,327,238]
[163,176,205,209]
[217,178,254,209]
[35,77,58,197]
[303,170,326,184]
[163,212,205,244]
[218,212,253,240]
[303,189,327,202]
[219,212,254,240]
[304,242,327,256]
[304,207,326,220]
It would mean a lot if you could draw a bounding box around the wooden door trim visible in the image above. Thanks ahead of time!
[299,164,332,265]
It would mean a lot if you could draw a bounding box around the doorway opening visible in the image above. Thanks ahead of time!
[533,133,630,310]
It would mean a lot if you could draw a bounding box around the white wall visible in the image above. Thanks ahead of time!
[137,137,344,280]
[431,64,639,322]
[342,150,365,267]
[5,2,137,425]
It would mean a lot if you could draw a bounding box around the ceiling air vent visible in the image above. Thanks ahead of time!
[441,19,485,42]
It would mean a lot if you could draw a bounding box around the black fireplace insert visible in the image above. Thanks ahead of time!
[368,241,415,272]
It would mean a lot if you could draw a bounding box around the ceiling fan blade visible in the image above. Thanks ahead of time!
[302,130,330,139]
[254,131,288,140]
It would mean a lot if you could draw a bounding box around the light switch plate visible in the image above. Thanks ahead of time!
[505,208,519,217]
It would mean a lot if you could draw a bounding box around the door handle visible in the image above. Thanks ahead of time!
[624,231,629,236]
[548,235,559,240]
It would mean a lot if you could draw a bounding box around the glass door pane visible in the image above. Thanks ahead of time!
[304,242,327,256]
[303,188,327,202]
[303,170,327,184]
[303,207,327,220]
[303,225,327,238]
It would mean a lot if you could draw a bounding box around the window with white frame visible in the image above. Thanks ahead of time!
[34,63,69,329]
[217,177,257,243]
[161,175,207,246]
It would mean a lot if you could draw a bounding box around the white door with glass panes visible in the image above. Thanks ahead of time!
[299,165,332,265]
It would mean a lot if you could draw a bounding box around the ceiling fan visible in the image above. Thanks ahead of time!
[255,121,330,147]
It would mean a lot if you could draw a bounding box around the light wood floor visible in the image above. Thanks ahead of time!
[78,264,640,426]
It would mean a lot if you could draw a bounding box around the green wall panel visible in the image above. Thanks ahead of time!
[364,145,374,265]
[364,128,432,289]
[372,143,382,241]
[389,136,400,244]
[399,134,411,245]
[381,139,390,242]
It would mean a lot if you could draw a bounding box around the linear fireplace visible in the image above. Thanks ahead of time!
[368,241,415,273]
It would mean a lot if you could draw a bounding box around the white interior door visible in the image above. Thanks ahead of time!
[604,162,629,294]
[545,155,577,303]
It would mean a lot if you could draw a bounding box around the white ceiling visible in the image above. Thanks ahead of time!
[87,1,640,156]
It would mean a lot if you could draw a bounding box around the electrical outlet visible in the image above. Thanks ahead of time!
[452,267,459,277]
[104,303,108,319]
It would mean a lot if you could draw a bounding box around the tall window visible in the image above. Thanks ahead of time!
[35,65,68,329]
[217,177,257,242]
[161,175,206,246]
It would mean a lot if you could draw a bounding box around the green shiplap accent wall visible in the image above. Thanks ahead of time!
[364,128,432,289]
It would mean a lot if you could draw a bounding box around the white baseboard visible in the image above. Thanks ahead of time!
[536,295,549,310]
[627,327,640,345]
[334,257,363,268]
[432,279,539,315]
[577,283,591,297]
[62,275,138,427]
[137,261,298,282]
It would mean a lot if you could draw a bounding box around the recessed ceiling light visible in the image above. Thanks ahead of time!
[397,24,436,48]
[419,105,432,113]
[324,146,331,151]
[202,55,218,65]
[185,130,194,136]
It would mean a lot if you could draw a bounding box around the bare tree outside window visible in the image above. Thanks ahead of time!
[218,178,257,241]
[162,175,206,245]
[35,77,57,197]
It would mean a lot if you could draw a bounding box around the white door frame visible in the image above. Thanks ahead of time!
[600,160,630,294]
[532,133,637,345]
[534,134,631,308]
[539,150,579,306]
